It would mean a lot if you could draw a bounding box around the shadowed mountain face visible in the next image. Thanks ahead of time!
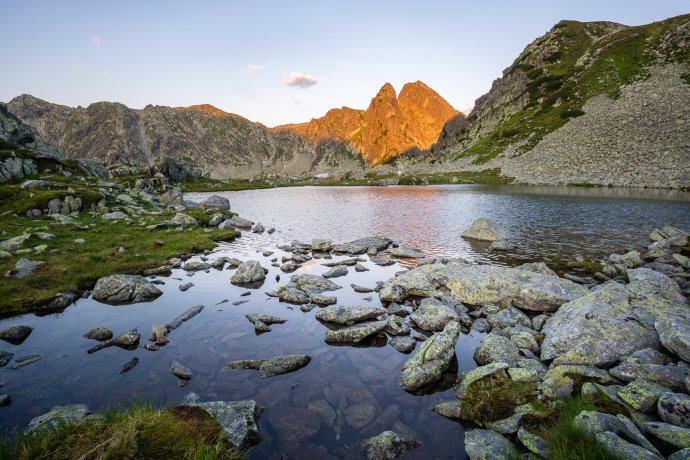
[275,81,462,166]
[5,95,365,180]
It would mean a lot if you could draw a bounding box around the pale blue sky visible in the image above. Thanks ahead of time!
[1,1,687,126]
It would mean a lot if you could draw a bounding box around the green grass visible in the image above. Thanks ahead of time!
[458,373,536,422]
[0,401,243,460]
[453,14,690,166]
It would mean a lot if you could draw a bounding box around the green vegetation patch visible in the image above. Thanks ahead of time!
[2,402,242,460]
[459,373,536,422]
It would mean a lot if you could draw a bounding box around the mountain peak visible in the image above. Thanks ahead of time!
[276,81,461,166]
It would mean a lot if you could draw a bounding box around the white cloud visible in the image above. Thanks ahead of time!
[243,64,265,74]
[284,72,318,88]
[292,98,301,105]
[90,35,102,46]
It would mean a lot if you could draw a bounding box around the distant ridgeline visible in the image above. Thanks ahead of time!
[3,14,690,188]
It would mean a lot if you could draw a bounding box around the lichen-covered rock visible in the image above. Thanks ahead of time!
[624,348,672,366]
[169,212,198,226]
[515,262,557,277]
[433,400,462,420]
[257,355,311,378]
[540,280,689,367]
[609,362,689,392]
[26,404,94,434]
[454,362,508,399]
[618,380,672,413]
[219,215,254,230]
[658,392,690,428]
[245,314,287,332]
[191,400,262,449]
[541,365,618,399]
[325,320,388,344]
[574,411,661,456]
[656,316,690,363]
[487,307,532,329]
[462,218,508,242]
[595,431,662,460]
[464,429,519,460]
[410,297,460,331]
[169,360,192,380]
[485,404,536,434]
[289,273,343,295]
[400,321,460,391]
[517,427,549,458]
[92,274,163,305]
[380,263,588,312]
[609,251,642,268]
[230,260,266,285]
[474,333,521,367]
[628,267,686,304]
[650,226,689,243]
[310,294,337,306]
[316,306,386,324]
[362,430,420,460]
[643,422,690,449]
[390,336,416,353]
[278,286,310,304]
[384,316,411,336]
[379,283,404,303]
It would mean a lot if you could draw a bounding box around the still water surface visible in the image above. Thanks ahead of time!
[0,185,688,458]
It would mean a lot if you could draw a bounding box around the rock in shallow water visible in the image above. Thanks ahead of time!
[362,430,420,460]
[0,325,33,345]
[316,305,386,325]
[462,218,508,242]
[26,404,95,434]
[230,260,266,285]
[400,321,460,391]
[83,327,113,341]
[92,274,162,305]
[169,360,192,380]
[325,320,388,344]
[258,355,311,378]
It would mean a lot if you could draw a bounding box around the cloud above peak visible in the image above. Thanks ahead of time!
[243,64,265,74]
[284,72,318,88]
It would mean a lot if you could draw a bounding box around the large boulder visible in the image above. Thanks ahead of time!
[199,195,230,210]
[219,216,254,230]
[379,262,588,311]
[656,316,690,363]
[400,321,460,391]
[541,279,689,367]
[92,274,163,305]
[610,362,689,392]
[573,410,661,456]
[462,218,508,242]
[473,333,521,367]
[231,260,266,285]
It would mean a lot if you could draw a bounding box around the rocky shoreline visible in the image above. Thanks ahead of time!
[4,215,689,459]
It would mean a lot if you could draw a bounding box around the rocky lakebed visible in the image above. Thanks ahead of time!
[1,192,690,459]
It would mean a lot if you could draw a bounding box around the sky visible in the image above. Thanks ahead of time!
[1,1,687,127]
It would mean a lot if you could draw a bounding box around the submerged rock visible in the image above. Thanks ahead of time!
[0,325,33,345]
[120,357,139,374]
[362,430,420,460]
[92,274,162,305]
[315,306,386,325]
[170,360,192,380]
[9,354,41,370]
[462,218,508,242]
[400,321,460,391]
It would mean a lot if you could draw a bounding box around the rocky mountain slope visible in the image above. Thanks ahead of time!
[5,96,365,180]
[392,14,690,189]
[275,81,462,166]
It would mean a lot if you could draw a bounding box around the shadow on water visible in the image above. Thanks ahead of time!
[0,184,687,458]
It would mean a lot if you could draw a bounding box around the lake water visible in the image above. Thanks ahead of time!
[1,185,688,458]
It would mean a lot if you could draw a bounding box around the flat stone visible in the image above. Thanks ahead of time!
[325,320,388,344]
[183,261,210,271]
[311,294,337,306]
[332,236,392,255]
[257,355,311,378]
[9,354,42,369]
[643,422,690,449]
[323,265,348,278]
[316,305,386,325]
[389,247,424,258]
[618,379,672,413]
[609,362,689,392]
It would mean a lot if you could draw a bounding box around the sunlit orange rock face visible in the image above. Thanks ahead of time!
[275,81,462,166]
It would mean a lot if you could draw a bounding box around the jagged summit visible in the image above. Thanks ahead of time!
[275,80,461,165]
